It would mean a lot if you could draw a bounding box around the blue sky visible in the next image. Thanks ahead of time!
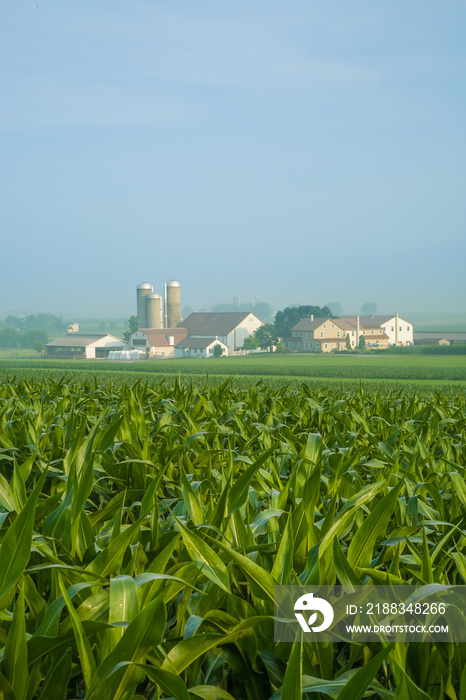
[1,0,465,319]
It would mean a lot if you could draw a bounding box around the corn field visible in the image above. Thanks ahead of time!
[0,375,465,699]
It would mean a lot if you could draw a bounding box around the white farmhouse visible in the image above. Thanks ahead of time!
[338,314,413,346]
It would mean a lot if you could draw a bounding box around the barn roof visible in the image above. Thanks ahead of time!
[179,312,261,336]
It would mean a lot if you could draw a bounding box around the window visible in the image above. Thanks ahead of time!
[399,327,402,331]
[407,326,410,331]
[337,331,340,337]
[371,330,374,334]
[325,343,328,348]
[332,324,334,328]
[320,332,323,337]
[391,327,394,331]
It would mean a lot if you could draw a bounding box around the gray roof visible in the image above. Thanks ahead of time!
[179,312,261,336]
[413,331,466,341]
[292,317,342,332]
[46,333,123,348]
[176,337,226,349]
[338,315,412,327]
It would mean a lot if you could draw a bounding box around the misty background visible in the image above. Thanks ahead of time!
[1,1,465,321]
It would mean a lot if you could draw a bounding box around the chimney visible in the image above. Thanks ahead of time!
[310,315,314,322]
[357,315,360,344]
[395,312,399,345]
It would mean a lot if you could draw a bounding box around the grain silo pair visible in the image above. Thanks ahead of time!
[136,280,181,330]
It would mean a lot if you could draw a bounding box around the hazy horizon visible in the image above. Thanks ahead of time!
[1,1,465,319]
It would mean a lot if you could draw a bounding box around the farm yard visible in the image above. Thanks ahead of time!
[0,360,465,698]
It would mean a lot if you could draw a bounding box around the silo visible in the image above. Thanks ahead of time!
[136,283,152,329]
[146,293,163,329]
[165,280,181,328]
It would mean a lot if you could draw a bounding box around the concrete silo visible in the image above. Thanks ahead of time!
[146,293,163,329]
[164,280,181,328]
[136,283,152,329]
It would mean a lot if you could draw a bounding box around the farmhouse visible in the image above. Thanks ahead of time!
[339,314,413,347]
[284,317,348,353]
[179,312,263,353]
[46,333,127,359]
[285,313,413,353]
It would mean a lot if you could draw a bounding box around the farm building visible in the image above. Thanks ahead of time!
[130,328,188,358]
[284,313,412,353]
[179,312,263,352]
[284,317,348,353]
[174,337,229,358]
[413,331,466,345]
[45,333,128,359]
[338,314,413,347]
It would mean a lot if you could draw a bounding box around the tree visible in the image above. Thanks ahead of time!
[276,341,284,353]
[212,344,223,357]
[253,323,279,349]
[359,335,366,350]
[123,315,139,343]
[274,305,333,339]
[346,333,352,351]
[212,301,274,323]
[243,336,260,352]
[361,301,378,316]
[34,341,45,354]
[21,329,48,348]
[6,313,66,334]
[0,327,21,348]
[326,302,343,317]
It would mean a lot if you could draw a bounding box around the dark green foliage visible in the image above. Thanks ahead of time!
[123,315,138,342]
[274,305,333,338]
[0,375,464,698]
[0,328,48,349]
[253,323,279,348]
[5,313,66,334]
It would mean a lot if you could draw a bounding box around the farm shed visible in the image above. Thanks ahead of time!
[413,332,466,345]
[45,333,128,359]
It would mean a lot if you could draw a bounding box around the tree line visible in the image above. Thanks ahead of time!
[0,313,68,350]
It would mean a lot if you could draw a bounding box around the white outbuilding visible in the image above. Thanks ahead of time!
[45,333,128,359]
[174,337,229,358]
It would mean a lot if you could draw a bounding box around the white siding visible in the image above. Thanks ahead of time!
[380,317,413,346]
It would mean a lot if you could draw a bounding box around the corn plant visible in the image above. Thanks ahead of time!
[0,375,465,698]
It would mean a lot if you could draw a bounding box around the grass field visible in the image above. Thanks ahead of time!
[0,373,464,698]
[1,353,466,389]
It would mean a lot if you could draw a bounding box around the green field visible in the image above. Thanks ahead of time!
[0,372,465,698]
[1,353,466,389]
